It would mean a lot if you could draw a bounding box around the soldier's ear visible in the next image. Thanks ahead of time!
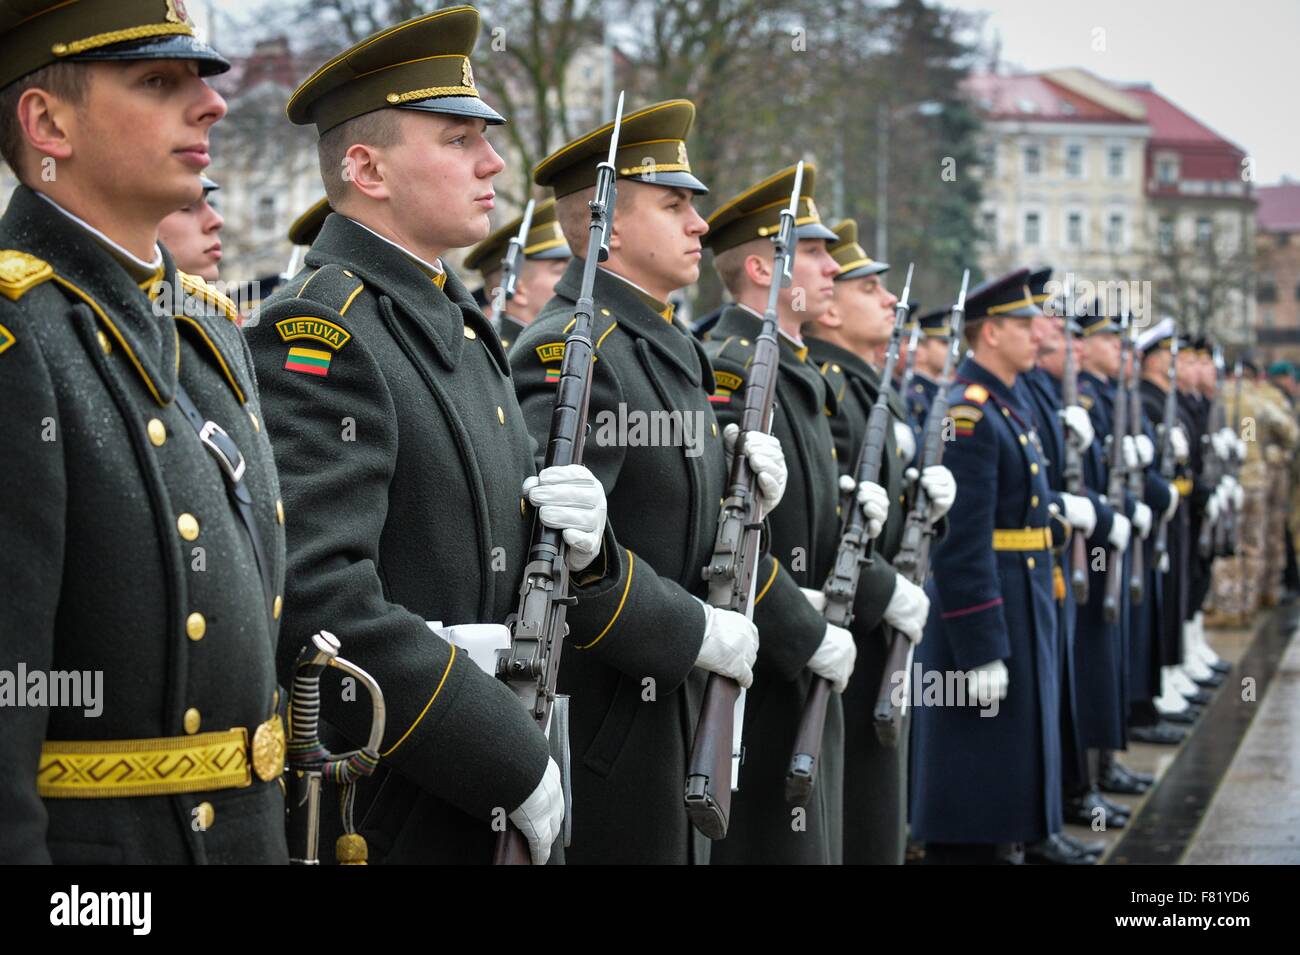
[342,142,390,203]
[743,251,772,289]
[16,86,74,169]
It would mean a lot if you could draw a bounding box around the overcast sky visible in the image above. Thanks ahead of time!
[200,0,1298,184]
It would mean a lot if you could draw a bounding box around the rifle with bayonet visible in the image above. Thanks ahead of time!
[1152,335,1181,568]
[1103,314,1131,623]
[1224,359,1244,557]
[686,162,805,839]
[785,264,916,805]
[1060,275,1089,603]
[873,269,970,746]
[287,631,387,865]
[493,92,625,864]
[1199,347,1227,558]
[488,197,536,331]
[1126,322,1146,605]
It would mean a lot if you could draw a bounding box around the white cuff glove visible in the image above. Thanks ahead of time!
[1210,429,1230,461]
[1108,513,1132,553]
[893,418,917,465]
[843,474,888,539]
[1133,501,1153,539]
[509,758,564,865]
[1060,492,1097,538]
[1206,492,1222,523]
[523,464,607,572]
[1170,425,1190,464]
[1164,483,1181,521]
[806,622,856,693]
[1121,435,1140,470]
[965,659,1009,705]
[1230,480,1244,510]
[1233,434,1248,464]
[692,598,758,688]
[919,465,956,521]
[723,424,787,512]
[1135,433,1155,468]
[1062,404,1095,452]
[883,573,930,645]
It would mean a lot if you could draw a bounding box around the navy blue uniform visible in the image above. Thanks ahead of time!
[910,358,1062,845]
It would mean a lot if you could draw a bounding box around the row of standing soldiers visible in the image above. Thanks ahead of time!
[2,2,1288,866]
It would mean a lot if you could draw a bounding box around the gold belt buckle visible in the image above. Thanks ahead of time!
[251,714,286,782]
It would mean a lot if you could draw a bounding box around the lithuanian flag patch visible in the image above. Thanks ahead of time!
[544,366,562,385]
[285,345,333,377]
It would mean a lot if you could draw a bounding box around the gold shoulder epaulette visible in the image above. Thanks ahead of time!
[179,270,239,323]
[0,250,53,301]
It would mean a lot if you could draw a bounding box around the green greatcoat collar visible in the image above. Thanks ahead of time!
[804,335,906,421]
[707,304,836,415]
[0,185,181,405]
[550,257,712,390]
[304,212,508,376]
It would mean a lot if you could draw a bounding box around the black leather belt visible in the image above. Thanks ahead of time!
[173,381,277,622]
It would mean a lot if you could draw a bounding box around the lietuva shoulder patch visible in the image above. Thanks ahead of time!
[949,403,984,436]
[293,263,367,316]
[178,271,239,322]
[963,383,989,404]
[0,250,53,301]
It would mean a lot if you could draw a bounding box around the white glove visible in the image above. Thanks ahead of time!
[1135,433,1155,467]
[1062,405,1095,452]
[843,474,888,539]
[965,659,1009,705]
[919,465,956,521]
[1233,435,1247,463]
[1060,492,1097,537]
[1121,435,1140,470]
[723,424,787,511]
[799,587,827,614]
[1210,429,1230,461]
[883,573,930,645]
[1163,483,1181,520]
[1132,501,1153,539]
[523,464,607,572]
[1206,492,1222,523]
[806,622,856,693]
[692,598,758,688]
[509,758,564,866]
[1158,551,1170,573]
[1170,425,1190,464]
[1232,482,1244,510]
[893,418,916,465]
[1108,513,1132,553]
[1221,475,1243,510]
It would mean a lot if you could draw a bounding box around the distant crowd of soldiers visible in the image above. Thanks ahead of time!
[4,2,1296,867]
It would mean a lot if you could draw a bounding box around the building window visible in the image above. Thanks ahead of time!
[1023,144,1042,176]
[1066,143,1084,179]
[1196,217,1213,250]
[1258,277,1277,303]
[981,210,997,248]
[256,193,277,232]
[979,142,997,175]
[1066,211,1084,248]
[1108,145,1124,179]
[1156,155,1179,184]
[1107,212,1125,249]
[1158,216,1175,253]
[1262,308,1274,328]
[1024,211,1041,246]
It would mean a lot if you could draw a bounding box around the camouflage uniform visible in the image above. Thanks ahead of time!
[1256,380,1298,605]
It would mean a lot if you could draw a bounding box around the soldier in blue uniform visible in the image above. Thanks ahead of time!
[1018,268,1108,863]
[900,306,950,449]
[909,269,1064,864]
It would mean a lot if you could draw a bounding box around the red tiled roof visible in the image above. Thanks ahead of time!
[1122,86,1243,151]
[1257,183,1300,232]
[964,73,1141,123]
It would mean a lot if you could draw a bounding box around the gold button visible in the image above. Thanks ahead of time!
[276,499,285,525]
[184,708,201,734]
[1018,434,1027,446]
[52,42,68,55]
[836,504,842,516]
[464,326,477,340]
[96,329,111,354]
[186,612,206,641]
[831,363,841,373]
[711,422,718,437]
[897,447,903,458]
[195,801,215,830]
[497,406,505,425]
[899,495,905,505]
[600,308,611,316]
[1001,407,1010,416]
[1027,557,1037,569]
[177,513,200,541]
[248,410,260,433]
[273,595,282,620]
[1031,495,1039,507]
[520,497,527,517]
[741,339,750,346]
[386,93,400,103]
[1030,463,1039,475]
[831,447,837,459]
[343,270,354,278]
[273,689,279,709]
[147,418,167,446]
